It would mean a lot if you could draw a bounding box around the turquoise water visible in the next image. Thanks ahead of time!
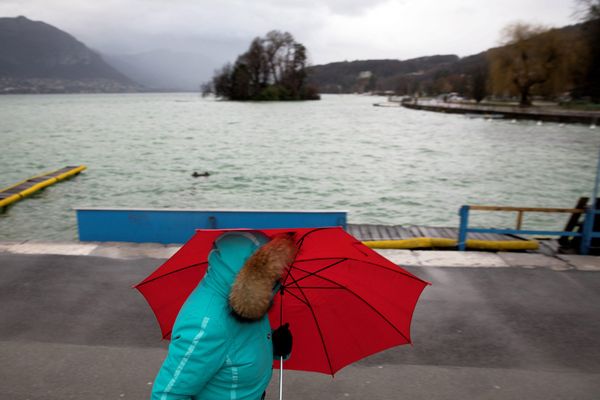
[1,93,599,241]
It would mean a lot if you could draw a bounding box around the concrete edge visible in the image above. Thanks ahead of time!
[0,241,180,260]
[0,241,599,271]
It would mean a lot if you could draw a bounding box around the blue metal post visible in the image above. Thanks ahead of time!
[582,148,600,254]
[458,205,470,251]
[593,148,600,209]
[581,207,594,255]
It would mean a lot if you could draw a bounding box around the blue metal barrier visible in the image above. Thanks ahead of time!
[457,205,598,254]
[581,207,600,254]
[583,149,600,254]
[459,148,600,254]
[76,208,347,244]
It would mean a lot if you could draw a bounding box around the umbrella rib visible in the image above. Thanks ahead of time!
[135,262,208,287]
[289,265,411,344]
[283,259,346,287]
[287,286,346,290]
[281,228,335,287]
[287,269,335,376]
[294,227,331,250]
[282,289,311,306]
[291,257,429,285]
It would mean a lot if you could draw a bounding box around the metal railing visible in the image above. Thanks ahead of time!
[457,205,600,254]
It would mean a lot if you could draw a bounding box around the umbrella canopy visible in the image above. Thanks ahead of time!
[135,227,429,375]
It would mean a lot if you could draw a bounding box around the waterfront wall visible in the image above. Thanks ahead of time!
[402,101,600,124]
[76,208,347,244]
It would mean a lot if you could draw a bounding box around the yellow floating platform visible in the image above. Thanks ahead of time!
[0,165,86,209]
[363,237,539,251]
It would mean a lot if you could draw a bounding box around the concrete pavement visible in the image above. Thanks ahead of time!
[2,240,600,270]
[0,243,599,399]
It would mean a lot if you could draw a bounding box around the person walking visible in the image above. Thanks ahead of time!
[151,231,296,400]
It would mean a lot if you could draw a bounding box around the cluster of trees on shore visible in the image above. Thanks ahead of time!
[308,1,600,106]
[203,31,319,101]
[420,2,599,107]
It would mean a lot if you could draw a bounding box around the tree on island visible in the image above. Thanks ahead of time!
[205,31,320,101]
[488,23,586,107]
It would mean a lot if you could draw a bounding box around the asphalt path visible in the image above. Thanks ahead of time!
[1,253,599,400]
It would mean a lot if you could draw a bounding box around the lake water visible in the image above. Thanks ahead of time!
[1,93,599,241]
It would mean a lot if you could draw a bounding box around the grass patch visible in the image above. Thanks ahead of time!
[558,102,600,111]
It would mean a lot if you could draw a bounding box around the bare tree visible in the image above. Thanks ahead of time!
[470,66,488,103]
[576,0,600,20]
[575,0,600,101]
[263,31,294,85]
[488,23,585,106]
[200,81,212,97]
[212,63,233,98]
[238,37,269,96]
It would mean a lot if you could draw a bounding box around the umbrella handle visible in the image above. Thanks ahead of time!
[279,356,284,400]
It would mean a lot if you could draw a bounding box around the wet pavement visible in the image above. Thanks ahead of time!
[1,251,599,400]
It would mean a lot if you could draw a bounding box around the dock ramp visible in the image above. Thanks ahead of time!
[0,166,86,209]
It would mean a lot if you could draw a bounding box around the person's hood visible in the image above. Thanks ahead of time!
[230,234,298,320]
[203,231,297,320]
[204,231,269,299]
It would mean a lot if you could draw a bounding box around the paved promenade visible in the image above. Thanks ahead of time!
[1,242,599,399]
[401,100,600,124]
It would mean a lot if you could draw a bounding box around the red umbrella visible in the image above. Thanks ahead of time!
[135,227,429,376]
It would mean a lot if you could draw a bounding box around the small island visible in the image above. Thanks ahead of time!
[204,30,320,101]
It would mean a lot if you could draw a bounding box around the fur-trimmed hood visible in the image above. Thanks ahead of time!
[229,234,298,320]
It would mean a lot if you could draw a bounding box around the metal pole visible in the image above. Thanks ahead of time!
[592,148,600,210]
[458,205,469,251]
[581,207,594,255]
[279,287,284,400]
[582,149,600,254]
[279,356,284,400]
[516,211,524,230]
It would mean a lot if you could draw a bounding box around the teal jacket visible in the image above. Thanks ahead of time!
[151,232,272,400]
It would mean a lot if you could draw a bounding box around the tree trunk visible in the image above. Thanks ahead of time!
[519,86,532,107]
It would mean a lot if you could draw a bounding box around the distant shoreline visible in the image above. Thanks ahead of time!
[0,86,198,95]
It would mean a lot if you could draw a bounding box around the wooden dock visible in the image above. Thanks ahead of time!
[348,223,524,241]
[347,223,539,251]
[0,165,86,209]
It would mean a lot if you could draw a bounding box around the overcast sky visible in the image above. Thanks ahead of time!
[0,0,580,64]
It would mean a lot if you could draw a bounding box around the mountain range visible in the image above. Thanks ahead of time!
[0,15,491,95]
[0,16,139,93]
[307,55,466,93]
[0,16,587,97]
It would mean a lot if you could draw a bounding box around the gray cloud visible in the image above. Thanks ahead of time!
[0,0,577,65]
